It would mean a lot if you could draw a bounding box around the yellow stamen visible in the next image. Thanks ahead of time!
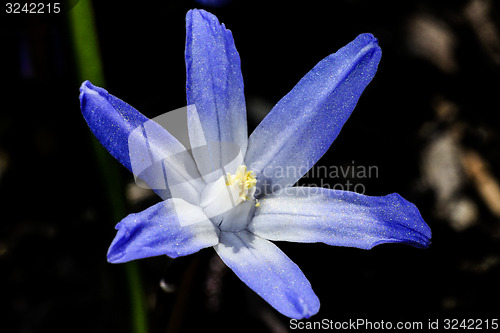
[225,165,257,204]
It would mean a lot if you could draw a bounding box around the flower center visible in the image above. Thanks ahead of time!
[225,165,257,205]
[199,164,259,231]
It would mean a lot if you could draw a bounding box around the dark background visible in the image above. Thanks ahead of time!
[1,0,500,332]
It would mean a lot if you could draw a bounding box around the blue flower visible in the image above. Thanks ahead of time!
[79,9,431,319]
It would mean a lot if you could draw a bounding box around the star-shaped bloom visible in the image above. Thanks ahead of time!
[79,9,431,319]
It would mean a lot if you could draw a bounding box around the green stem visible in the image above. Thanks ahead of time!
[68,2,148,332]
[125,261,149,333]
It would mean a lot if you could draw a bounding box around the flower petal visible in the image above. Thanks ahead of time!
[107,198,219,263]
[245,34,382,194]
[185,9,248,182]
[214,230,320,319]
[79,81,147,171]
[79,81,204,204]
[248,187,431,249]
